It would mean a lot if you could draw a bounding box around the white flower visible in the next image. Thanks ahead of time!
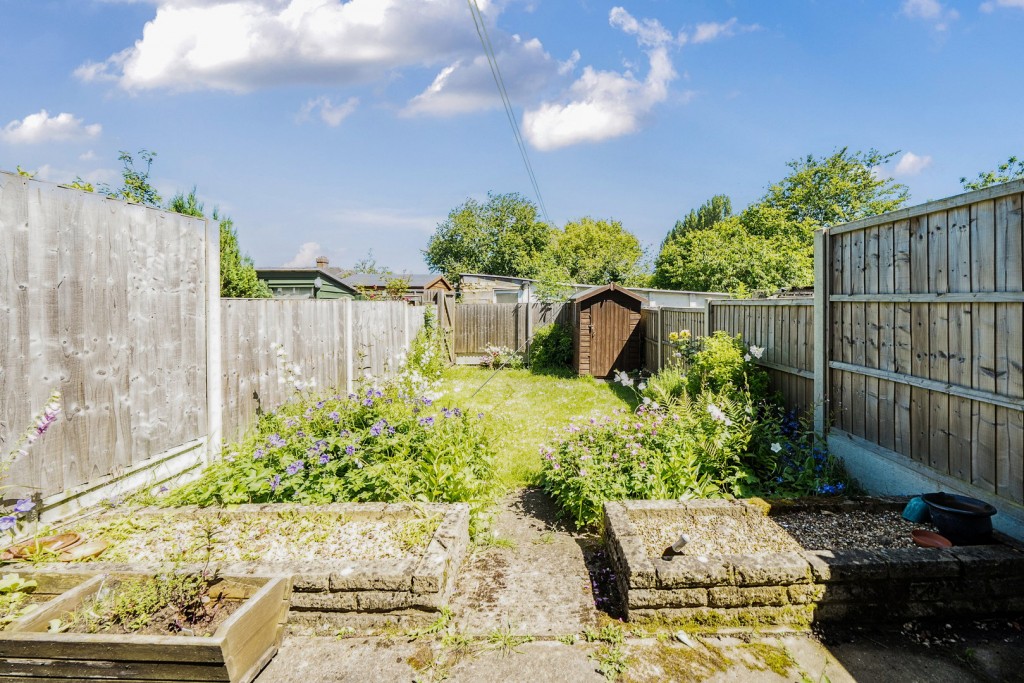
[771,442,782,453]
[643,397,652,405]
[637,382,647,391]
[291,364,302,375]
[706,403,732,426]
[749,345,765,359]
[744,354,751,362]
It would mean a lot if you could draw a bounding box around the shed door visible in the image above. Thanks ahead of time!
[589,299,630,377]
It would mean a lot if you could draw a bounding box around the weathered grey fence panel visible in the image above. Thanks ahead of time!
[0,175,209,503]
[352,301,413,379]
[221,300,423,439]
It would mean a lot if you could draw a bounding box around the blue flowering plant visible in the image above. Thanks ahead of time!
[169,382,497,520]
[1,390,60,543]
[541,332,847,529]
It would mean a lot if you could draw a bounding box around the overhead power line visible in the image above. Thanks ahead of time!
[466,0,551,226]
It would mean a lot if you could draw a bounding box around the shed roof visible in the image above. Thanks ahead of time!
[339,272,452,290]
[569,282,648,305]
[255,268,360,295]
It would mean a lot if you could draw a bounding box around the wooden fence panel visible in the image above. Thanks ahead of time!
[708,300,815,416]
[220,300,422,439]
[221,300,347,439]
[0,176,209,501]
[828,179,1024,505]
[453,303,525,355]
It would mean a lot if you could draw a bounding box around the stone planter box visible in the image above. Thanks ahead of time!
[604,498,1024,626]
[15,502,470,630]
[0,572,291,682]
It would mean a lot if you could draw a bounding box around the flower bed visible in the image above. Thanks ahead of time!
[605,498,1024,626]
[540,332,847,529]
[17,503,470,629]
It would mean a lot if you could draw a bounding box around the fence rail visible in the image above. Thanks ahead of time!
[1,174,423,519]
[451,302,568,357]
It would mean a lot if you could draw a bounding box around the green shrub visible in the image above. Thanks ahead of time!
[529,323,573,371]
[540,390,759,529]
[543,333,847,528]
[685,331,770,399]
[170,386,496,518]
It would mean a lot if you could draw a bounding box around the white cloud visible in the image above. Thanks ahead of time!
[79,150,97,161]
[893,151,933,176]
[0,110,102,145]
[75,0,505,93]
[300,96,359,126]
[327,207,440,234]
[901,0,959,30]
[521,8,677,151]
[403,34,563,117]
[609,6,673,47]
[283,241,322,268]
[691,18,737,44]
[980,0,1024,11]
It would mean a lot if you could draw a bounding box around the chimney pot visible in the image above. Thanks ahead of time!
[316,255,329,268]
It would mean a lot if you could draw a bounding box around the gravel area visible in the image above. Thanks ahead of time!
[773,509,933,550]
[634,513,803,557]
[634,508,934,556]
[71,511,438,565]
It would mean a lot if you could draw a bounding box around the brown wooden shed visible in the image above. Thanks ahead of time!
[569,283,648,378]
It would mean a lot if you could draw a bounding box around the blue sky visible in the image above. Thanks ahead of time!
[2,0,1022,273]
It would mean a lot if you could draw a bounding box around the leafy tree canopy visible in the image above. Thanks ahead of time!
[961,155,1024,191]
[653,147,908,294]
[548,216,646,286]
[168,188,270,299]
[662,194,732,245]
[102,150,161,206]
[760,147,908,227]
[654,219,813,296]
[424,192,553,283]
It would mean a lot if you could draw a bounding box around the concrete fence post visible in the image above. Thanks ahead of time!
[205,217,222,464]
[813,228,830,434]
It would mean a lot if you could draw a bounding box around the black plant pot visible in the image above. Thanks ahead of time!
[921,492,997,545]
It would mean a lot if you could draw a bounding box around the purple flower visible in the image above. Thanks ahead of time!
[270,474,281,491]
[421,397,433,406]
[13,499,34,514]
[0,516,16,531]
[254,448,266,459]
[285,418,298,428]
[319,453,330,465]
[363,398,374,407]
[419,417,435,427]
[345,445,356,456]
[328,411,340,423]
[268,434,286,448]
[316,401,326,409]
[370,419,388,437]
[285,460,304,475]
[339,429,350,437]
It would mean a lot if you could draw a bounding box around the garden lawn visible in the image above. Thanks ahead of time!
[441,367,635,488]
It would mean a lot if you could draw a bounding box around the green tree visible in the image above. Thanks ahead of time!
[661,194,732,245]
[548,217,645,285]
[102,150,161,206]
[653,148,908,294]
[425,192,553,282]
[760,147,908,227]
[168,188,270,298]
[654,220,813,295]
[961,155,1024,191]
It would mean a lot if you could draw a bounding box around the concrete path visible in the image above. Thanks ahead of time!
[257,489,1024,682]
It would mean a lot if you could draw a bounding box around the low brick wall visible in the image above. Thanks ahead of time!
[9,503,470,629]
[605,499,1024,626]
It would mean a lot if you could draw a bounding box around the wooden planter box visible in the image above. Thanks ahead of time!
[0,573,291,683]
